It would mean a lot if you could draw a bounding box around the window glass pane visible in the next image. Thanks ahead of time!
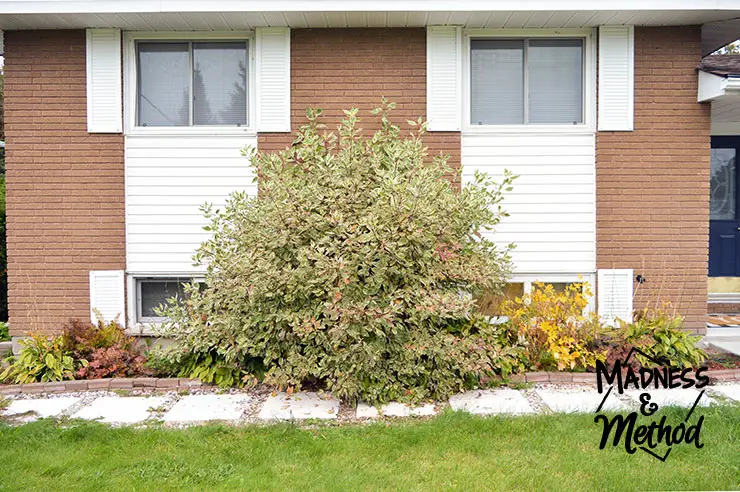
[548,283,572,293]
[140,279,191,319]
[476,283,524,316]
[193,42,247,126]
[137,43,189,126]
[528,39,583,124]
[711,148,737,220]
[470,39,524,125]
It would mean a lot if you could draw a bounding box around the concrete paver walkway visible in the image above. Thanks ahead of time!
[535,387,627,413]
[3,396,81,421]
[258,392,340,421]
[163,394,252,423]
[2,383,738,426]
[73,396,168,424]
[448,389,536,415]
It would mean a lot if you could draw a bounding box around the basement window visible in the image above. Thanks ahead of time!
[136,40,249,127]
[136,277,201,323]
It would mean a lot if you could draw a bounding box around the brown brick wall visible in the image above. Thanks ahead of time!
[258,28,461,173]
[5,30,126,336]
[596,26,710,333]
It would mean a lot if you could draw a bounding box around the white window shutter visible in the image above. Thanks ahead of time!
[597,269,634,326]
[86,28,122,133]
[427,26,462,131]
[598,25,634,131]
[89,270,125,324]
[256,27,291,132]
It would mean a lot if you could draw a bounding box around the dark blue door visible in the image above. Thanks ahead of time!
[710,137,740,277]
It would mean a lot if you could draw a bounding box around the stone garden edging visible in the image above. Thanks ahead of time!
[2,368,740,396]
[0,377,204,395]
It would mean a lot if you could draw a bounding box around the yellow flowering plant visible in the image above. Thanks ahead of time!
[500,282,605,371]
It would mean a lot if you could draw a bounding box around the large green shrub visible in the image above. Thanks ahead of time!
[160,102,520,403]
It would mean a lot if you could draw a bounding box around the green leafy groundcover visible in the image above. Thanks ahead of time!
[0,408,738,491]
[159,102,522,403]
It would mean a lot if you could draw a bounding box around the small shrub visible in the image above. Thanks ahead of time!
[76,346,148,379]
[61,318,129,360]
[0,322,8,342]
[500,282,604,371]
[608,307,707,369]
[143,348,180,377]
[160,102,519,403]
[0,334,78,383]
[175,350,247,388]
[145,347,259,388]
[62,318,150,379]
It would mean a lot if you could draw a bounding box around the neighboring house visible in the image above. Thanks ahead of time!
[1,1,739,346]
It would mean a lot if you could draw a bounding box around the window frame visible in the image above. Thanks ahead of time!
[462,28,596,134]
[123,31,256,136]
[484,273,596,324]
[512,273,597,312]
[126,274,205,333]
[134,276,202,324]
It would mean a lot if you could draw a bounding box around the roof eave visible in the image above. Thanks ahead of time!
[698,71,740,102]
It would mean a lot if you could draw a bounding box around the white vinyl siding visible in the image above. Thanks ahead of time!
[597,25,634,131]
[426,26,462,131]
[255,27,291,132]
[461,132,595,274]
[125,135,258,273]
[86,28,123,133]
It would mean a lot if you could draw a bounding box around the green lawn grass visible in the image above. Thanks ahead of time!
[0,406,738,491]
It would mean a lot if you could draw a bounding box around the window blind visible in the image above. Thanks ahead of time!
[470,38,584,125]
[527,39,583,124]
[470,39,524,125]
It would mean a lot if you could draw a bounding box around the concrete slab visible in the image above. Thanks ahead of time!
[356,402,379,419]
[712,383,740,402]
[258,392,339,421]
[72,396,166,424]
[623,388,713,409]
[356,402,436,418]
[449,389,535,415]
[382,402,436,417]
[1,397,81,419]
[708,339,740,356]
[536,388,627,413]
[163,394,251,423]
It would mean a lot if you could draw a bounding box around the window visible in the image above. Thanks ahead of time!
[136,41,248,127]
[710,148,737,221]
[136,278,201,323]
[470,38,584,125]
[476,283,524,316]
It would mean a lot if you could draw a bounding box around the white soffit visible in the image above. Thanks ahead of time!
[0,4,739,30]
[703,17,740,56]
